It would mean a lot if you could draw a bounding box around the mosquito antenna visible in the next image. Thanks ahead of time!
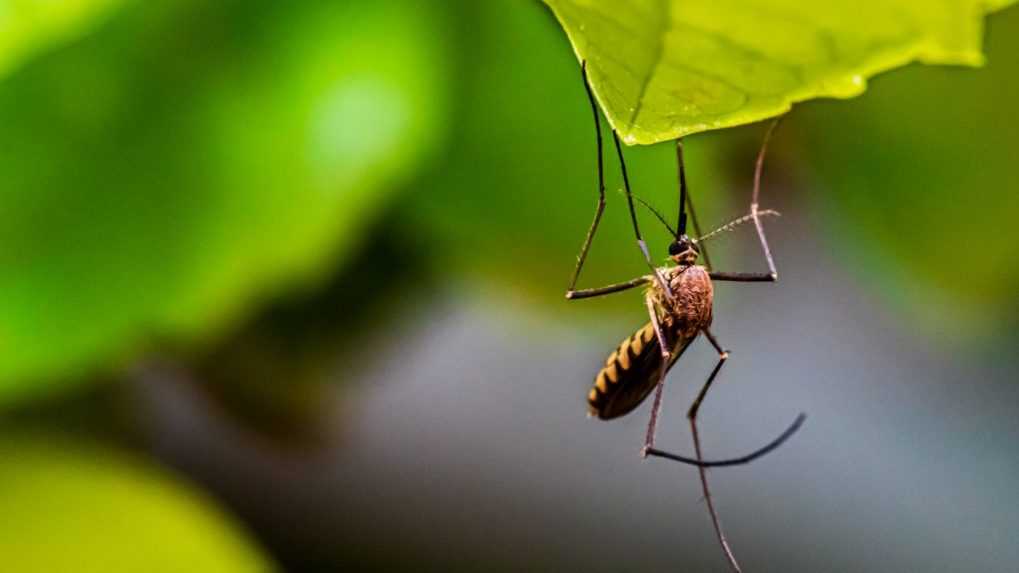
[632,195,677,237]
[676,139,689,235]
[646,413,806,467]
[697,210,781,243]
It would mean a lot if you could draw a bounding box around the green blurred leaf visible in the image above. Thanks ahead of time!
[0,436,272,572]
[0,0,127,81]
[0,0,449,403]
[797,6,1019,337]
[543,0,1016,144]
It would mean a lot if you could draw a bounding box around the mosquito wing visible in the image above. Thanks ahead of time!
[587,322,691,420]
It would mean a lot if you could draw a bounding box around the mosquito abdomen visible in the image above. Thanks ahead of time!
[588,322,670,420]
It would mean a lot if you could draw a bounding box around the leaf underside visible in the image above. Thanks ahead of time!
[543,0,1017,144]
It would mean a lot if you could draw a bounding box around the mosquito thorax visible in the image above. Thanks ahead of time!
[668,235,700,265]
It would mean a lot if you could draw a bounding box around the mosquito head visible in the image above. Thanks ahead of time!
[668,234,699,265]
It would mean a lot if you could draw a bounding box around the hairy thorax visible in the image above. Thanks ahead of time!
[651,265,714,341]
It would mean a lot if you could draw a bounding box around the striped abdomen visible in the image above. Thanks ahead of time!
[587,322,689,420]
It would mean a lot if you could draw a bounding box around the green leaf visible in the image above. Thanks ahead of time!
[0,0,127,81]
[0,436,273,572]
[0,0,449,404]
[543,0,1017,144]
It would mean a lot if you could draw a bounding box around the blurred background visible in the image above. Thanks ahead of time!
[1,1,1017,571]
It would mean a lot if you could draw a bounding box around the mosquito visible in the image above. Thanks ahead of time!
[566,62,805,573]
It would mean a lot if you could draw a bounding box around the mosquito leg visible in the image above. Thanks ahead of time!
[708,271,775,282]
[688,329,729,434]
[748,119,781,280]
[644,323,803,468]
[566,63,666,300]
[646,294,670,361]
[613,131,673,301]
[565,62,609,298]
[566,275,651,300]
[640,294,672,455]
[644,327,806,464]
[646,414,806,467]
[687,329,742,573]
[707,120,782,284]
[642,361,670,458]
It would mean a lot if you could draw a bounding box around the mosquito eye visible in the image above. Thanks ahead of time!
[668,242,683,256]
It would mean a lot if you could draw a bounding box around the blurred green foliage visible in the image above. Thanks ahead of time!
[544,0,1016,143]
[0,0,126,80]
[0,436,271,572]
[0,0,449,404]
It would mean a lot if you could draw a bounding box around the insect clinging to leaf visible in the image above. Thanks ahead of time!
[565,61,805,573]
